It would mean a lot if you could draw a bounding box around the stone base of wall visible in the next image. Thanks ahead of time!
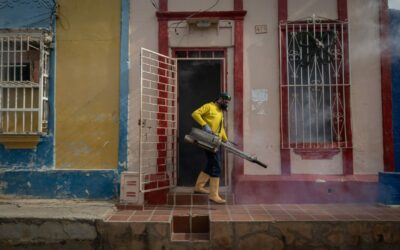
[234,175,378,204]
[1,218,400,250]
[211,221,400,250]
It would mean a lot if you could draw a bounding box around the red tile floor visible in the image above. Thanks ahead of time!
[106,203,400,223]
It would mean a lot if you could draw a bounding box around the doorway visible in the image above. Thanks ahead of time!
[175,49,226,187]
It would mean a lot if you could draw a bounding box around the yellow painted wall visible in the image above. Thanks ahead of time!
[56,0,120,169]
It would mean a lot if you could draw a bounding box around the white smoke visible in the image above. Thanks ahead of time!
[389,0,400,10]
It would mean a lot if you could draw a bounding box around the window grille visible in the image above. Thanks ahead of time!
[0,30,51,134]
[279,16,351,149]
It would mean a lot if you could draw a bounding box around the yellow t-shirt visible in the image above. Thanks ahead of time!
[192,102,228,142]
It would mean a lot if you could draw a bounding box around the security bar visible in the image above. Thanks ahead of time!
[0,31,50,134]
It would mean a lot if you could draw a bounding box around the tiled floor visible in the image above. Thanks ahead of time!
[106,203,400,222]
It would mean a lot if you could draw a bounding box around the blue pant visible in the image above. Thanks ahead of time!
[203,150,221,177]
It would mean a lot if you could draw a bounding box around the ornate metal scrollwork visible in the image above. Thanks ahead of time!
[296,31,337,67]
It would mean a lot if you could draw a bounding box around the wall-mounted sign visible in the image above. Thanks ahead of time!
[255,25,267,34]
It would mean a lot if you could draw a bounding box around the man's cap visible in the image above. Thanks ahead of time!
[219,92,231,101]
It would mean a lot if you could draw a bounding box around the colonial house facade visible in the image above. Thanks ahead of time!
[0,0,129,199]
[0,0,398,205]
[127,0,396,204]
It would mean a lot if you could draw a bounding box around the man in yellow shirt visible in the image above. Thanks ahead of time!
[191,92,231,204]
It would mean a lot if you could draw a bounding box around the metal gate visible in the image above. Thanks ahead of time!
[139,48,177,192]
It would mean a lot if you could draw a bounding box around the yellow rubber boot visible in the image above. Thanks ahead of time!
[194,171,210,194]
[209,177,226,204]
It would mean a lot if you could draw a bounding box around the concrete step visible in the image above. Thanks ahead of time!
[167,192,235,206]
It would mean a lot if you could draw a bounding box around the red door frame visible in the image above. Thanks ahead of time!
[148,0,246,204]
[171,47,229,184]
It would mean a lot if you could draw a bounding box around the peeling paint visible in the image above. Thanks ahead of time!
[0,135,54,169]
[0,181,7,192]
[0,170,118,199]
[251,89,268,115]
[118,161,128,172]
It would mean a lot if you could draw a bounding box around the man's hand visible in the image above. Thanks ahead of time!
[202,125,212,134]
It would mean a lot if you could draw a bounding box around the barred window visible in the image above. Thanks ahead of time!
[280,17,351,149]
[0,30,51,134]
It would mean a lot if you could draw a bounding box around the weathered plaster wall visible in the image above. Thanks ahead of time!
[55,0,120,170]
[169,0,233,11]
[288,0,337,20]
[0,170,116,198]
[0,0,127,199]
[242,0,280,175]
[129,0,384,178]
[128,0,159,171]
[244,0,384,175]
[348,0,384,174]
[167,0,234,47]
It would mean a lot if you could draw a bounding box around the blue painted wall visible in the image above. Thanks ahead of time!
[118,0,130,174]
[0,0,56,28]
[0,170,117,199]
[0,0,130,199]
[390,9,400,172]
[377,9,400,205]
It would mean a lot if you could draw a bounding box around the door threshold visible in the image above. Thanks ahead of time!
[172,186,230,193]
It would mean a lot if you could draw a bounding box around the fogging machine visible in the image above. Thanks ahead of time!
[184,127,267,168]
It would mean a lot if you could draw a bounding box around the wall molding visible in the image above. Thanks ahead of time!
[156,10,246,21]
[0,134,41,149]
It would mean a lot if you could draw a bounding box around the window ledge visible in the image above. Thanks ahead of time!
[0,134,41,149]
[293,148,340,160]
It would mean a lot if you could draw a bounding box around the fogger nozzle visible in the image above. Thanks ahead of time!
[184,128,267,168]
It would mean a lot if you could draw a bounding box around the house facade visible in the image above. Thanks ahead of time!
[128,0,395,204]
[0,0,396,204]
[0,0,129,199]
